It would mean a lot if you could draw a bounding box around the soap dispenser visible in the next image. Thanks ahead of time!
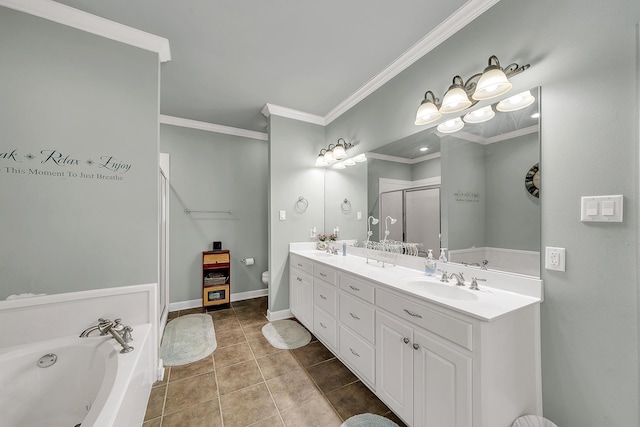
[425,249,436,276]
[439,248,448,263]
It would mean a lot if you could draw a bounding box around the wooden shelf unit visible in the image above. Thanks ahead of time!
[202,250,230,308]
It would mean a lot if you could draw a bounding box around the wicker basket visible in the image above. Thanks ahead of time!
[204,275,227,286]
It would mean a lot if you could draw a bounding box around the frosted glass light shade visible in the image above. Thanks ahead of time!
[496,90,535,112]
[323,149,334,163]
[437,117,464,134]
[343,158,356,166]
[440,86,472,114]
[332,143,347,160]
[415,100,442,125]
[472,67,512,100]
[353,153,367,162]
[315,154,328,167]
[332,162,346,169]
[463,105,495,123]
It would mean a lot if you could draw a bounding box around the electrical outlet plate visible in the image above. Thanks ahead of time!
[545,247,566,271]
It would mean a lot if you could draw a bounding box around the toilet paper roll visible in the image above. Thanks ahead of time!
[243,257,255,266]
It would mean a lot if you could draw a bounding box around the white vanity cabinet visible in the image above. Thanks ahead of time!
[288,251,541,427]
[289,254,314,330]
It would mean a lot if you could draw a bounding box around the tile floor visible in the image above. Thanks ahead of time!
[143,296,406,427]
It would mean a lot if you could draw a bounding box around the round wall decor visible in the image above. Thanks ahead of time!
[525,162,540,198]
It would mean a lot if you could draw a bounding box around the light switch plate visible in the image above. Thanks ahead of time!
[279,210,286,221]
[545,247,566,271]
[580,195,623,222]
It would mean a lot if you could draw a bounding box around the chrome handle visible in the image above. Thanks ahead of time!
[320,294,327,300]
[349,312,360,320]
[404,309,423,319]
[320,273,327,277]
[413,343,420,350]
[349,285,360,291]
[320,322,326,329]
[297,263,303,267]
[403,337,410,344]
[296,277,302,282]
[350,348,360,357]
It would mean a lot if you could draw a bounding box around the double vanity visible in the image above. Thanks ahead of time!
[289,242,542,427]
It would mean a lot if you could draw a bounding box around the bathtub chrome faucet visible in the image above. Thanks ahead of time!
[80,318,134,353]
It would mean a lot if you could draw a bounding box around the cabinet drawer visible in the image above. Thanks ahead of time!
[339,292,375,343]
[339,325,375,385]
[340,274,375,304]
[377,289,473,351]
[203,252,229,264]
[314,307,337,349]
[314,264,337,285]
[290,254,313,275]
[314,280,337,316]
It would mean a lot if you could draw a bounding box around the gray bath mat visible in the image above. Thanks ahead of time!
[160,314,217,366]
[341,413,399,427]
[261,320,311,349]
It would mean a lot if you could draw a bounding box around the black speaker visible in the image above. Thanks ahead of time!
[212,241,222,250]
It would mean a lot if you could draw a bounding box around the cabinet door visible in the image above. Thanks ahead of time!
[413,330,472,427]
[290,269,313,330]
[376,311,414,426]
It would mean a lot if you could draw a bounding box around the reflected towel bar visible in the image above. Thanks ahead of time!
[184,208,234,215]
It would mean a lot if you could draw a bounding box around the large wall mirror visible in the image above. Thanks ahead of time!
[326,86,541,278]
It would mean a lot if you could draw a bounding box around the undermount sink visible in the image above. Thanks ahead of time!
[313,252,334,258]
[404,280,479,301]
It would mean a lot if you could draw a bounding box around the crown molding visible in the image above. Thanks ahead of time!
[367,151,441,165]
[160,115,268,141]
[0,0,171,62]
[323,0,500,124]
[262,103,326,126]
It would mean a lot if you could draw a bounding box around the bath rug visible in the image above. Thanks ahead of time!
[160,314,217,366]
[261,320,311,350]
[341,413,399,427]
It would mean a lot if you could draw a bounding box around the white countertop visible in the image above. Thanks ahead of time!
[290,247,541,322]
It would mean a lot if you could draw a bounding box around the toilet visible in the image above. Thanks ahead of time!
[261,271,269,287]
[512,415,558,427]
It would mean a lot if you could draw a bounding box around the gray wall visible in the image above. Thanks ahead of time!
[411,156,441,181]
[324,163,368,243]
[324,0,640,425]
[0,7,159,299]
[485,133,540,251]
[160,124,268,303]
[269,115,325,313]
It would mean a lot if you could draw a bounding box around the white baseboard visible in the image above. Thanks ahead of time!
[231,288,268,302]
[169,288,269,313]
[267,308,293,321]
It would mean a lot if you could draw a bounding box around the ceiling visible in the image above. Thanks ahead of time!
[52,0,482,133]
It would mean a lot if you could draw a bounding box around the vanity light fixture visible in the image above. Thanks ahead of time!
[315,138,354,166]
[332,162,346,169]
[414,55,529,126]
[496,90,536,112]
[437,117,465,134]
[463,105,495,124]
[343,158,356,166]
[353,153,367,163]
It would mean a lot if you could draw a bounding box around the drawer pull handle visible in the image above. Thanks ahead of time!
[296,277,302,282]
[349,312,360,320]
[403,337,410,344]
[320,273,327,277]
[320,322,327,329]
[403,309,423,319]
[349,285,360,291]
[297,263,303,267]
[413,343,420,350]
[320,294,327,300]
[350,348,360,357]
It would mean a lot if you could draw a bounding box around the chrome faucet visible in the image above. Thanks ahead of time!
[448,272,466,286]
[80,318,134,353]
[437,269,449,282]
[469,277,487,291]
